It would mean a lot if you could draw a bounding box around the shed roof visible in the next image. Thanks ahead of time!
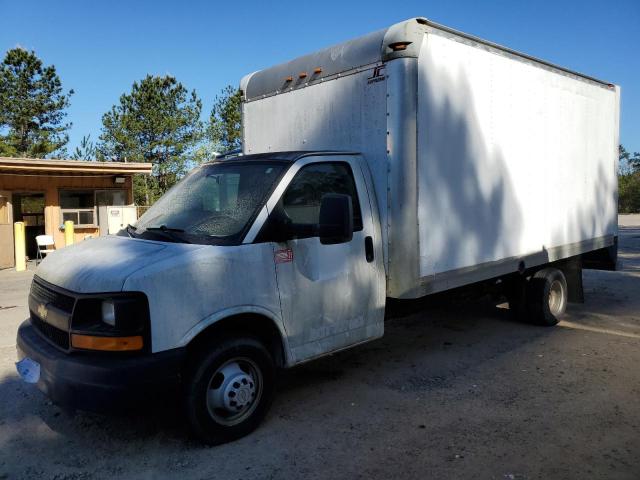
[0,157,153,175]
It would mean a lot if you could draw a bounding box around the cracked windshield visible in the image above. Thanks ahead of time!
[133,162,284,243]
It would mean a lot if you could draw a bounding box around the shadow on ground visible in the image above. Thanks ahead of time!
[0,295,555,478]
[1,259,639,479]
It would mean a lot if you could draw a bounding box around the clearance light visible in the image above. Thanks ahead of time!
[389,41,412,51]
[298,72,308,79]
[314,67,322,74]
[71,334,143,352]
[285,76,293,82]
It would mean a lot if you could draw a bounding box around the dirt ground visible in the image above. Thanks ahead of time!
[1,216,639,480]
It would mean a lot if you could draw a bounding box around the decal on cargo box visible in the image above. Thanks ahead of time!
[274,248,293,264]
[367,65,386,85]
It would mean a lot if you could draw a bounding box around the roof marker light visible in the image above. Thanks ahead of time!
[314,67,322,74]
[389,41,412,51]
[299,72,308,79]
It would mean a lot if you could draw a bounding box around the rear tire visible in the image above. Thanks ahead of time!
[184,336,275,445]
[526,268,568,326]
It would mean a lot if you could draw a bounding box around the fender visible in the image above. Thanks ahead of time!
[178,305,293,366]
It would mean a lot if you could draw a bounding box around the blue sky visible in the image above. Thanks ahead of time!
[1,0,639,155]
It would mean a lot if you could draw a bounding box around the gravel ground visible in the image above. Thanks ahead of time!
[0,216,639,480]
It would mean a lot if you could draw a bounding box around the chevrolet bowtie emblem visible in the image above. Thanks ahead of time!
[37,303,48,320]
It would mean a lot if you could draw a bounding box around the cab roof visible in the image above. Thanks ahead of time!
[207,150,358,164]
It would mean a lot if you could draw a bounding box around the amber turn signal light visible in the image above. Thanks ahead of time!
[71,334,143,351]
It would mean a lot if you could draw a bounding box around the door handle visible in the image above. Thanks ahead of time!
[365,236,374,263]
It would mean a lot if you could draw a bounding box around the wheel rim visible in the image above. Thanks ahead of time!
[548,279,566,315]
[206,357,263,426]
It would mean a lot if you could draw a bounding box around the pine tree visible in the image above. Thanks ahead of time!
[0,48,73,157]
[98,75,203,204]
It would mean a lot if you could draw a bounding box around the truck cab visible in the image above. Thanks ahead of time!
[17,151,385,444]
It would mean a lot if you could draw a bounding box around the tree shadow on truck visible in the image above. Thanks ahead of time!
[416,67,524,278]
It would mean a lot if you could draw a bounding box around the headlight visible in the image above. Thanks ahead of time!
[72,294,150,352]
[101,300,116,326]
[98,296,148,330]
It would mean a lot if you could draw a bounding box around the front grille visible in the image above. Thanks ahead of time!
[30,279,75,313]
[31,312,70,350]
[29,277,75,350]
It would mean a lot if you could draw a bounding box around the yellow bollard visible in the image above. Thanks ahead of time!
[14,221,26,272]
[64,220,75,246]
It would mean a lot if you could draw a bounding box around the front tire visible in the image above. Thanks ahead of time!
[526,268,568,326]
[184,336,275,445]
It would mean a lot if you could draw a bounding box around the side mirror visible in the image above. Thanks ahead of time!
[319,194,353,245]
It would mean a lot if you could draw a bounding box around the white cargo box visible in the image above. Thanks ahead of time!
[241,17,619,298]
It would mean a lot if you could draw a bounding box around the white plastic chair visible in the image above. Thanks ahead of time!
[35,235,55,265]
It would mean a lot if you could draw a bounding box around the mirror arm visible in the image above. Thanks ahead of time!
[288,223,317,238]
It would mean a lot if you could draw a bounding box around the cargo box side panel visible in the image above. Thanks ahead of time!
[416,33,618,287]
[243,68,389,260]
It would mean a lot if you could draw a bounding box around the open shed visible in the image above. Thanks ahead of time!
[0,157,152,269]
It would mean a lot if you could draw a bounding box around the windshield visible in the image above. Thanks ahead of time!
[131,161,286,245]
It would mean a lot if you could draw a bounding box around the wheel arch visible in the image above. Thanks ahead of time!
[180,307,291,368]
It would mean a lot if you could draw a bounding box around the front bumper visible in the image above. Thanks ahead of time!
[16,319,186,412]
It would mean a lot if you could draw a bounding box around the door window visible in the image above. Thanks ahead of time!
[13,193,45,227]
[282,162,363,231]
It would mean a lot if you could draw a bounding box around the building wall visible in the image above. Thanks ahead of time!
[0,174,133,250]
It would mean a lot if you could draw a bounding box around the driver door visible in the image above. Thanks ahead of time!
[266,156,385,364]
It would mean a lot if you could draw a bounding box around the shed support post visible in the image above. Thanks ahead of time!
[14,222,26,272]
[64,220,74,246]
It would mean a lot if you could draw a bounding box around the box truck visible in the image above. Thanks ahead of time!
[16,17,619,444]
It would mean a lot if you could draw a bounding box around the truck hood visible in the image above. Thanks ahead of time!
[35,235,207,293]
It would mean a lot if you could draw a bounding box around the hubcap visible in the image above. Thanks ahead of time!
[206,357,262,426]
[548,279,565,315]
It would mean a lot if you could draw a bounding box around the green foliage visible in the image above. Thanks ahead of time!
[618,144,640,213]
[0,48,73,157]
[70,134,96,160]
[198,85,242,160]
[618,173,640,213]
[98,75,203,204]
[619,144,640,175]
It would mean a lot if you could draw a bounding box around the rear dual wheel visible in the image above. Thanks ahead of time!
[527,268,567,326]
[508,267,568,326]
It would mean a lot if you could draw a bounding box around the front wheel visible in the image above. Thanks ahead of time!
[184,336,275,445]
